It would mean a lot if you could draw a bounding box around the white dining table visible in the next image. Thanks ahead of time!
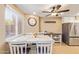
[7,35,54,53]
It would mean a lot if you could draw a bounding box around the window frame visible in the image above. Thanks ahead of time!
[5,5,23,39]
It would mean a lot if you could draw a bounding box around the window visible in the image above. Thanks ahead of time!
[18,17,22,34]
[5,6,22,38]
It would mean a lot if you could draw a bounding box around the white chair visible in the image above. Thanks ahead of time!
[9,42,27,54]
[36,42,51,54]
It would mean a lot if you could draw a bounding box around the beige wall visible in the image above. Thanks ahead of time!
[23,16,62,34]
[24,15,39,33]
[0,5,6,53]
[40,17,62,33]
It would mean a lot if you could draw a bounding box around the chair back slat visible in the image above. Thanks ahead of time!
[20,46,23,54]
[40,46,42,54]
[44,46,46,54]
[9,42,27,54]
[16,46,19,54]
[36,43,51,54]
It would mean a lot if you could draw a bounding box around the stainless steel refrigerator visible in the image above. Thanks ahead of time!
[62,23,79,45]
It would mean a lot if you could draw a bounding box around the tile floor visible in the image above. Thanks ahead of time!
[53,43,79,54]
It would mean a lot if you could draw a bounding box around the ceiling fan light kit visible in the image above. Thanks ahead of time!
[42,5,70,17]
[51,13,57,16]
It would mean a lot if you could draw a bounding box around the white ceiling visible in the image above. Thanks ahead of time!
[16,4,79,17]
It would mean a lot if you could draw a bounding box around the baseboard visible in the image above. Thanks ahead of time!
[0,51,9,54]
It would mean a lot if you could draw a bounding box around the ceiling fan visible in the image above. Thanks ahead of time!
[42,5,70,16]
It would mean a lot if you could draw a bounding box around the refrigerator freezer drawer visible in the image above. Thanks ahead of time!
[69,38,79,45]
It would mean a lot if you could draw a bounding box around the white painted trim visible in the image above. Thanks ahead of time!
[5,6,24,40]
[15,15,18,35]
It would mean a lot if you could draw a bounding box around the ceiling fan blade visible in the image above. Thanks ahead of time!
[50,5,61,12]
[51,6,55,12]
[57,9,69,13]
[42,11,51,13]
[46,14,51,17]
[56,5,61,10]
